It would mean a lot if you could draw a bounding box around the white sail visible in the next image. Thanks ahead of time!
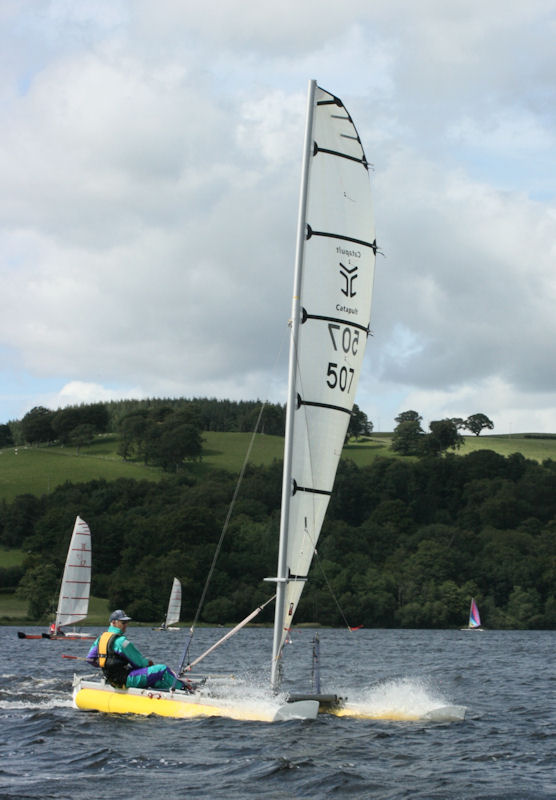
[55,516,92,629]
[271,82,376,686]
[165,577,182,627]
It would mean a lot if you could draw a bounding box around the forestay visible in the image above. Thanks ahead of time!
[271,82,376,683]
[55,516,92,630]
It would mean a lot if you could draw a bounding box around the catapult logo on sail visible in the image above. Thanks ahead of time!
[337,244,361,316]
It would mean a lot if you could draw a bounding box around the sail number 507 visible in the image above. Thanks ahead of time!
[326,363,355,392]
[328,324,359,355]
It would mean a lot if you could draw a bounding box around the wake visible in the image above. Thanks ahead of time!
[328,676,466,722]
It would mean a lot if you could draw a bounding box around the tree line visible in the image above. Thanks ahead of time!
[2,448,554,629]
[2,399,373,471]
[391,410,494,457]
[3,400,493,457]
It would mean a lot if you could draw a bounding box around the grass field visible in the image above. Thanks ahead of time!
[0,546,24,567]
[1,430,556,504]
[0,592,110,625]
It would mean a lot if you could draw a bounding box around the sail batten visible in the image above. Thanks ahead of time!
[293,485,332,496]
[271,80,376,689]
[303,313,370,334]
[314,145,367,165]
[298,400,352,415]
[307,227,376,250]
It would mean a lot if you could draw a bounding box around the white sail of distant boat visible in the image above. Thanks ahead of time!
[73,80,386,720]
[18,515,93,640]
[52,516,92,638]
[164,578,181,629]
[268,80,376,689]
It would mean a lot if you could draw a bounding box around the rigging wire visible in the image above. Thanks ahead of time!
[176,401,267,675]
[312,547,355,631]
[176,322,290,676]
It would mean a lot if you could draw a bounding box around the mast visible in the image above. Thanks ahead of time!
[270,79,317,691]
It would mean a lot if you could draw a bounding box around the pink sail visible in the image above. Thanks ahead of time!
[469,598,482,628]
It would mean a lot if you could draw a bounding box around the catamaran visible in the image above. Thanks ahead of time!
[153,577,182,631]
[18,516,94,641]
[73,79,377,720]
[461,597,484,630]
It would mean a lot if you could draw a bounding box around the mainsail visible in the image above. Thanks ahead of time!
[54,516,92,630]
[469,598,481,628]
[270,81,376,687]
[165,577,182,627]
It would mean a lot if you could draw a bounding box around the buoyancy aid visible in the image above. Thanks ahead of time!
[98,631,132,688]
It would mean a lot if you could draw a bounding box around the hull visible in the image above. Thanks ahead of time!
[72,679,466,724]
[151,627,180,632]
[17,631,93,640]
[289,693,466,722]
[327,703,466,722]
[72,677,318,722]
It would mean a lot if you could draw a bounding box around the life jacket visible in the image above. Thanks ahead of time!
[98,631,132,688]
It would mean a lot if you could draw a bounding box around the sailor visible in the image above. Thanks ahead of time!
[86,609,191,692]
[49,622,63,636]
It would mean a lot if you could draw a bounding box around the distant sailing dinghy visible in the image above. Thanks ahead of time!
[18,516,94,641]
[461,597,484,631]
[153,578,182,631]
[73,79,377,721]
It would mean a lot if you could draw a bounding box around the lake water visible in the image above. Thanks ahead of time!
[1,625,554,799]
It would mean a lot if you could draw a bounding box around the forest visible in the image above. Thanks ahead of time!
[2,446,555,630]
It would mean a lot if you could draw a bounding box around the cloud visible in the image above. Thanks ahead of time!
[1,1,556,433]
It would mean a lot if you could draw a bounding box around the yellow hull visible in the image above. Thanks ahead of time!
[73,678,464,724]
[326,703,466,722]
[72,677,318,722]
[328,706,422,720]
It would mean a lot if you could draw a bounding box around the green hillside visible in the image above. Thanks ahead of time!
[2,431,556,503]
[2,431,555,629]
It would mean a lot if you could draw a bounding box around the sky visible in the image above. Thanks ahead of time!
[1,0,556,433]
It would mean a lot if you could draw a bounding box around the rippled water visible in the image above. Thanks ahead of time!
[1,625,554,799]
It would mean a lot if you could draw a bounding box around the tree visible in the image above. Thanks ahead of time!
[466,413,494,436]
[69,423,96,454]
[425,419,464,456]
[51,408,84,444]
[347,404,373,441]
[21,406,55,445]
[117,411,150,459]
[16,562,59,620]
[395,410,423,425]
[240,403,285,435]
[391,419,423,456]
[506,585,541,629]
[450,417,467,431]
[0,424,14,447]
[148,424,203,471]
[83,403,109,432]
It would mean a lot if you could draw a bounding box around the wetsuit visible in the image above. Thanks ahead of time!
[86,624,187,691]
